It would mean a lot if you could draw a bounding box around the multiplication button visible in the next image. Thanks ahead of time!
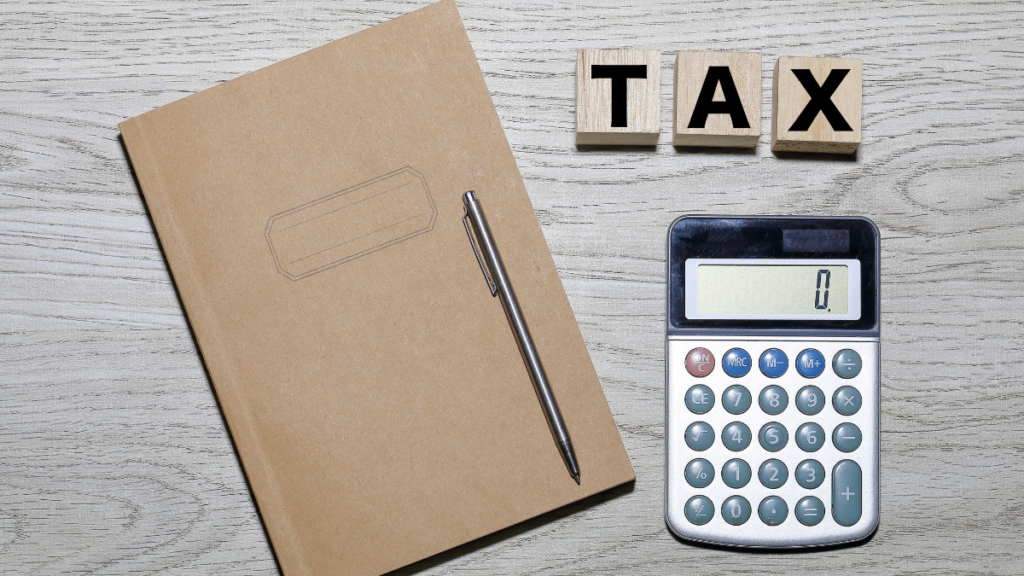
[833,386,862,416]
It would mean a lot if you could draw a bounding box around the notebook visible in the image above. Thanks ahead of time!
[119,1,634,575]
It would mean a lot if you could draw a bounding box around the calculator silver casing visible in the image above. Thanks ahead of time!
[665,216,880,549]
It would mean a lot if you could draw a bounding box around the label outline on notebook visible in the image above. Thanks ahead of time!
[265,166,436,280]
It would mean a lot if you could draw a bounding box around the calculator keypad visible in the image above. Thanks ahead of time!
[667,339,878,547]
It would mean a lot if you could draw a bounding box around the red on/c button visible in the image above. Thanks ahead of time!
[686,347,715,377]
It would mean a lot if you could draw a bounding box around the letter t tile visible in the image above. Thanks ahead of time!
[576,49,661,146]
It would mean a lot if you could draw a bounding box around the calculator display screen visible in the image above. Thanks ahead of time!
[684,259,861,320]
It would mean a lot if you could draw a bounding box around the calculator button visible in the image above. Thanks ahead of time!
[832,460,863,526]
[758,459,789,489]
[685,495,714,525]
[833,386,862,416]
[795,422,825,452]
[795,497,825,526]
[796,385,825,415]
[758,385,788,415]
[685,385,715,414]
[832,423,863,452]
[796,348,826,378]
[721,348,752,378]
[721,422,752,452]
[795,459,825,489]
[832,349,862,379]
[722,385,752,415]
[685,422,715,451]
[758,422,789,452]
[722,459,752,488]
[758,496,788,526]
[722,496,751,526]
[759,348,788,378]
[685,348,715,377]
[684,458,714,488]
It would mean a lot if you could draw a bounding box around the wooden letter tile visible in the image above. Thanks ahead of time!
[576,49,661,146]
[673,51,761,147]
[772,56,862,154]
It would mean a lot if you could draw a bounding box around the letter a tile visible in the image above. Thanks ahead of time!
[673,51,761,147]
[772,56,862,154]
[576,49,661,146]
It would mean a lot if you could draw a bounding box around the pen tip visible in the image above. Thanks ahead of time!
[572,471,580,485]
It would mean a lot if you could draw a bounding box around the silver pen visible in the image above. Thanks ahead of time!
[462,191,581,484]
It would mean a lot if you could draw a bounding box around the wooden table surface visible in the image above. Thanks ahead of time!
[2,1,1023,574]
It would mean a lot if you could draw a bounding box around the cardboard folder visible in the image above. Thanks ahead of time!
[119,1,634,574]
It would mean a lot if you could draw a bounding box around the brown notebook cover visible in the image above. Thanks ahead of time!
[119,2,634,575]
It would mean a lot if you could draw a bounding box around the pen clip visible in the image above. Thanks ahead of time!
[463,202,498,297]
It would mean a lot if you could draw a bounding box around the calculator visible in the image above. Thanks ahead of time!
[665,216,879,548]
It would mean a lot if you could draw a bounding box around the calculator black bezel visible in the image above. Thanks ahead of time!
[668,216,879,336]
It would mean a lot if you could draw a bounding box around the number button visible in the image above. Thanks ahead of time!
[796,348,826,378]
[685,347,715,377]
[833,422,862,452]
[758,422,789,452]
[685,385,715,414]
[795,422,825,452]
[832,460,863,526]
[796,385,824,415]
[722,348,752,378]
[722,496,751,526]
[685,422,715,451]
[684,458,714,488]
[685,495,714,525]
[833,386,862,416]
[722,459,752,488]
[758,496,788,526]
[721,422,752,452]
[759,348,788,378]
[758,459,789,489]
[833,349,862,379]
[759,385,788,415]
[796,459,825,489]
[796,497,825,526]
[722,385,752,415]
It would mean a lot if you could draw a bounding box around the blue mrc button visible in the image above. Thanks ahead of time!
[796,349,826,378]
[722,348,752,377]
[759,348,788,378]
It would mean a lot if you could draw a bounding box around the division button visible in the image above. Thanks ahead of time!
[722,348,752,378]
[722,458,752,488]
[795,422,825,452]
[758,496,788,526]
[796,459,825,489]
[759,348,789,378]
[685,421,715,451]
[833,386,862,416]
[796,496,825,526]
[758,422,789,452]
[833,422,863,452]
[722,385,752,415]
[722,496,752,526]
[796,348,826,378]
[832,460,863,526]
[758,459,789,489]
[796,385,825,415]
[684,458,715,488]
[685,495,715,525]
[759,385,789,415]
[833,349,862,379]
[685,347,715,377]
[721,422,752,452]
[685,384,715,414]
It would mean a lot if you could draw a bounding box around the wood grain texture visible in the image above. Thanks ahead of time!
[1,0,1023,574]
